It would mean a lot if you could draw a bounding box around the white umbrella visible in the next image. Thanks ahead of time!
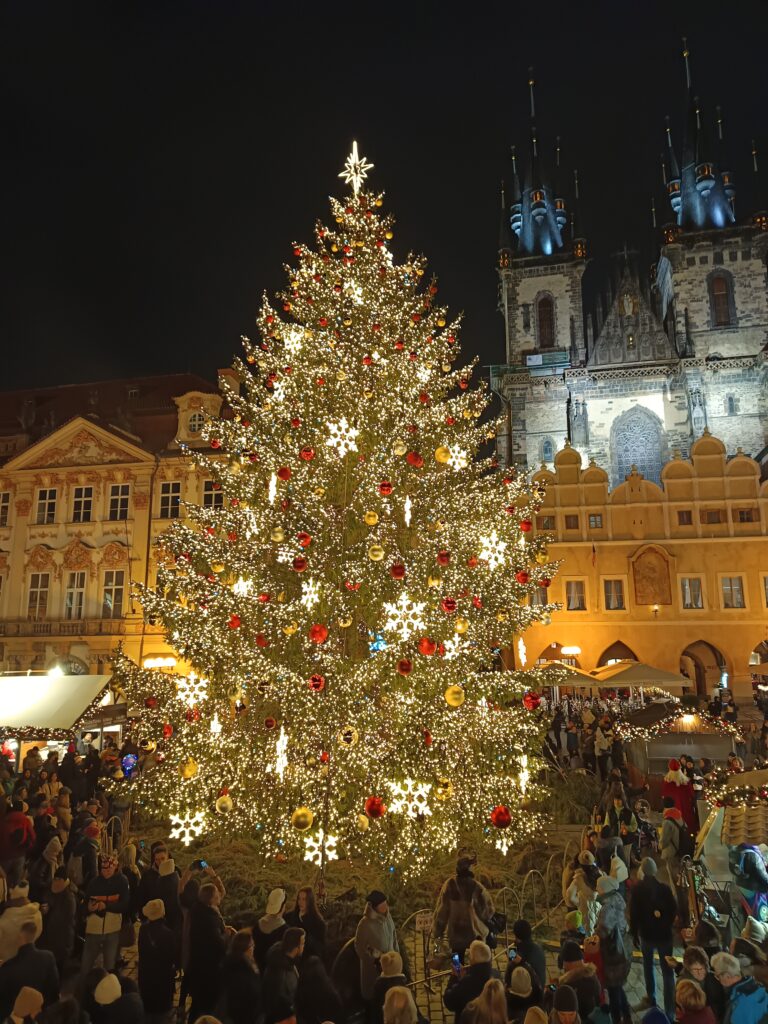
[592,660,689,690]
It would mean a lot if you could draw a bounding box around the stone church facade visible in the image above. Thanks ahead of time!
[491,66,768,485]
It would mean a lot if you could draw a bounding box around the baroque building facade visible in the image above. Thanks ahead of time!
[492,63,768,486]
[0,373,226,679]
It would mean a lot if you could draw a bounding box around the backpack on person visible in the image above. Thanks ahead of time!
[674,819,695,858]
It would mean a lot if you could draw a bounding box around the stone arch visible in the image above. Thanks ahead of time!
[610,405,667,487]
[540,436,555,463]
[680,639,729,698]
[536,640,582,668]
[597,641,638,667]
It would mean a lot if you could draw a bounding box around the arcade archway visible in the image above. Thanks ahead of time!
[536,641,582,667]
[597,641,638,667]
[680,640,727,698]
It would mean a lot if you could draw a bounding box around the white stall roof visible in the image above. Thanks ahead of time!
[0,674,111,731]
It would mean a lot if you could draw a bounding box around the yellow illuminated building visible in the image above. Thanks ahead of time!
[521,431,768,700]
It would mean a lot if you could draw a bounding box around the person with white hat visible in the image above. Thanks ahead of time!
[138,899,176,1023]
[253,888,287,971]
[0,884,42,964]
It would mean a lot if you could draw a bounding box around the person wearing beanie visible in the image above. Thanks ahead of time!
[0,920,58,1017]
[253,887,287,971]
[433,854,496,963]
[444,940,499,1024]
[9,985,43,1022]
[138,898,176,1021]
[595,869,630,1024]
[372,951,407,1024]
[505,963,540,1024]
[659,796,688,894]
[508,919,546,991]
[629,856,677,1016]
[81,853,130,975]
[662,758,697,833]
[0,883,43,964]
[91,971,144,1023]
[38,866,77,975]
[354,890,399,1002]
[551,983,581,1024]
[525,1009,549,1024]
[558,911,586,967]
[554,942,601,1021]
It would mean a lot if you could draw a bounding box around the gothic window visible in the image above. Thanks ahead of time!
[725,395,739,416]
[522,304,531,332]
[709,272,734,327]
[536,295,555,349]
[541,437,554,462]
[610,406,665,487]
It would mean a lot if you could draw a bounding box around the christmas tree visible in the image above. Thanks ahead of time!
[114,144,558,875]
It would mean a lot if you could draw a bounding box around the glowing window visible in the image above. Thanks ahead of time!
[537,297,555,349]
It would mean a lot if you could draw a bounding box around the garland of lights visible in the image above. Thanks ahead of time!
[613,706,743,744]
[703,762,768,808]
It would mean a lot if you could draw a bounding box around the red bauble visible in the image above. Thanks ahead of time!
[309,623,329,644]
[364,795,387,819]
[390,563,406,580]
[293,557,308,572]
[300,446,315,461]
[472,595,483,609]
[418,637,437,656]
[297,532,312,548]
[445,416,455,425]
[293,246,301,256]
[308,674,326,692]
[210,439,221,449]
[397,658,413,676]
[379,481,393,496]
[423,729,433,746]
[264,717,277,729]
[256,634,269,648]
[162,723,173,739]
[440,597,457,613]
[362,354,374,365]
[406,451,424,468]
[277,466,291,481]
[515,571,530,584]
[411,313,421,323]
[345,580,361,591]
[316,376,326,386]
[290,416,302,428]
[490,804,512,829]
[227,531,238,543]
[466,556,479,569]
[228,614,241,629]
[541,577,551,588]
[459,379,469,390]
[205,526,216,536]
[419,392,430,404]
[144,697,158,709]
[519,519,533,533]
[320,751,330,763]
[437,550,451,566]
[258,592,271,603]
[318,317,328,327]
[394,339,405,351]
[185,708,201,723]
[505,505,516,515]
[523,691,541,711]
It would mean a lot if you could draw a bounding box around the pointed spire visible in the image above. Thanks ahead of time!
[682,36,691,89]
[752,139,768,229]
[651,196,657,229]
[498,180,514,256]
[510,145,521,200]
[528,67,536,119]
[660,152,667,187]
[665,117,681,179]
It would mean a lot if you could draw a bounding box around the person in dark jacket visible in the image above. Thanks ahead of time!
[296,953,344,1024]
[81,854,130,975]
[0,920,59,1016]
[263,927,305,1024]
[137,899,176,1023]
[135,843,169,912]
[371,951,407,1024]
[509,920,546,990]
[443,940,500,1024]
[90,972,144,1024]
[187,882,231,1022]
[253,888,288,972]
[680,946,725,1020]
[553,941,601,1020]
[38,868,77,975]
[217,929,263,1024]
[285,886,326,962]
[505,963,541,1023]
[629,858,677,1018]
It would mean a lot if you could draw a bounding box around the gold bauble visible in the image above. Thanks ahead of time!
[291,806,314,831]
[338,725,359,747]
[442,363,451,372]
[270,527,285,543]
[364,510,379,526]
[496,610,508,623]
[140,738,156,754]
[283,621,299,636]
[368,544,385,562]
[428,575,442,588]
[375,198,383,207]
[444,685,465,708]
[314,486,326,497]
[435,777,454,801]
[179,757,198,780]
[394,441,407,456]
[385,230,393,240]
[215,794,234,814]
[338,616,353,628]
[535,552,548,565]
[363,389,374,399]
[454,617,470,635]
[210,561,226,574]
[437,317,446,327]
[356,813,370,831]
[434,446,451,464]
[462,409,472,419]
[343,318,352,327]
[337,369,348,381]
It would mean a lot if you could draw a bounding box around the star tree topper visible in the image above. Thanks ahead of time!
[338,141,374,195]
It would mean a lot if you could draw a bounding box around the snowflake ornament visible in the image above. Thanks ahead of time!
[304,829,339,866]
[495,834,513,856]
[479,530,507,570]
[233,577,252,597]
[267,725,289,781]
[382,593,426,642]
[301,578,321,609]
[326,417,359,457]
[517,637,527,667]
[170,810,206,847]
[448,448,468,471]
[272,378,288,403]
[283,326,305,356]
[443,635,471,661]
[388,778,432,819]
[176,673,208,707]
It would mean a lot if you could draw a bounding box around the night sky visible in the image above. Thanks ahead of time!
[3,1,768,390]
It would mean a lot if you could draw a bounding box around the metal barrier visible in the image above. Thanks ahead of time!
[399,907,438,994]
[520,868,550,926]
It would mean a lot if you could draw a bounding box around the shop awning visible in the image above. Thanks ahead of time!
[0,674,112,738]
[591,660,689,690]
[539,661,605,688]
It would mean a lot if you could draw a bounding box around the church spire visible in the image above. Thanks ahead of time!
[498,181,514,265]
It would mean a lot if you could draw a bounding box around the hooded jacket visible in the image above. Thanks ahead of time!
[723,976,768,1024]
[595,888,629,987]
[557,962,601,1018]
[660,806,684,862]
[662,770,697,832]
[433,871,494,951]
[263,943,300,1024]
[354,904,400,1000]
[568,869,601,933]
[38,878,77,965]
[0,899,43,962]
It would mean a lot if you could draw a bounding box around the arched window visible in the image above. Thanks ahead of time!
[709,273,733,327]
[541,437,554,462]
[537,296,555,349]
[610,406,665,487]
[726,395,739,416]
[188,411,206,434]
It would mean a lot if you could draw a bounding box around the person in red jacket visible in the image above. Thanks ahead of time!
[0,801,36,887]
[661,759,697,833]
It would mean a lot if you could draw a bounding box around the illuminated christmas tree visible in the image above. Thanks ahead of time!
[114,145,559,874]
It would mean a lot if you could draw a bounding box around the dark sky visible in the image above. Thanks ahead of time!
[3,1,767,390]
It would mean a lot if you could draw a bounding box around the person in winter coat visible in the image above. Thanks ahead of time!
[675,978,716,1024]
[680,946,725,1020]
[465,977,509,1024]
[38,868,76,975]
[603,790,637,866]
[285,885,327,962]
[117,844,141,920]
[729,845,768,933]
[372,951,408,1024]
[443,941,500,1024]
[384,986,420,1024]
[67,823,100,891]
[253,887,288,971]
[594,876,630,1024]
[509,919,545,991]
[712,951,768,1024]
[549,983,582,1024]
[22,748,43,777]
[594,721,613,781]
[595,827,624,875]
[629,857,677,1017]
[354,890,400,1002]
[154,857,181,942]
[553,941,601,1020]
[263,927,305,1024]
[0,883,43,963]
[660,798,687,895]
[505,964,541,1024]
[54,791,72,845]
[557,912,586,968]
[0,803,35,887]
[135,842,169,911]
[90,972,144,1024]
[296,953,344,1024]
[433,856,495,961]
[0,920,58,1015]
[217,928,263,1024]
[40,772,62,804]
[567,852,602,934]
[81,853,130,974]
[187,881,232,1022]
[28,836,62,904]
[661,759,697,833]
[136,899,175,1023]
